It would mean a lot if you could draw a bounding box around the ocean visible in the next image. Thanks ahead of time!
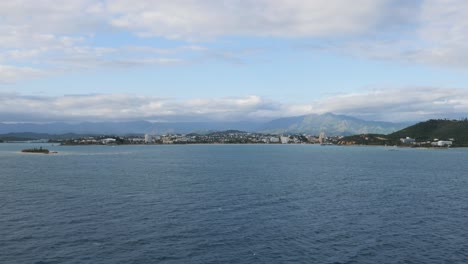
[1,143,468,263]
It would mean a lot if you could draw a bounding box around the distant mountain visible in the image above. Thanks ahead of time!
[259,113,408,135]
[389,119,468,144]
[0,113,410,136]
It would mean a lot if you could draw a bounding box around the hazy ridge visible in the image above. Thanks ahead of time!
[0,113,410,137]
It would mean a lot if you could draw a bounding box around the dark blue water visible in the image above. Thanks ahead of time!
[1,143,468,263]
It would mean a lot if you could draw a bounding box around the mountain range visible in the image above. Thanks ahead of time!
[259,113,408,135]
[0,113,410,136]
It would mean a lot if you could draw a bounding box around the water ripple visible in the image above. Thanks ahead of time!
[1,144,468,263]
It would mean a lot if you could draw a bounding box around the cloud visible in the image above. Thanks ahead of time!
[3,0,468,84]
[0,0,103,35]
[0,65,47,83]
[107,0,387,39]
[0,1,195,80]
[0,0,395,40]
[313,87,468,121]
[2,0,390,72]
[413,0,468,67]
[303,0,468,68]
[0,93,284,122]
[1,88,468,122]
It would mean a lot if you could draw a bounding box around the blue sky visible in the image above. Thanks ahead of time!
[1,0,468,122]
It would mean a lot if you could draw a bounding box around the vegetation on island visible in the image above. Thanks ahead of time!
[389,119,468,144]
[338,119,468,147]
[337,134,398,146]
[21,147,50,154]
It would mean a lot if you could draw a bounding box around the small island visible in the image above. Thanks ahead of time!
[21,147,51,154]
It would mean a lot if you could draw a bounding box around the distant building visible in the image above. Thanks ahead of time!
[144,134,152,143]
[307,136,319,143]
[102,138,116,144]
[131,138,145,143]
[435,140,452,147]
[161,136,174,144]
[318,132,326,144]
[270,137,280,143]
[280,136,290,144]
[400,137,415,144]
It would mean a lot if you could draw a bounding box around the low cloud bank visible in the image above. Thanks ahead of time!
[1,87,468,123]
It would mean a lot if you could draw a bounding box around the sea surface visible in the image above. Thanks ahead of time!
[1,143,468,263]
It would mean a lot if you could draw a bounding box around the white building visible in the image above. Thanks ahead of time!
[131,138,145,143]
[318,132,326,144]
[400,137,415,144]
[270,137,280,143]
[436,140,452,147]
[280,136,290,144]
[102,138,116,144]
[144,134,152,143]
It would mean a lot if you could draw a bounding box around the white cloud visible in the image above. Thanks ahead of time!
[310,0,468,68]
[0,0,404,74]
[2,0,468,84]
[1,88,468,122]
[0,0,193,80]
[0,0,103,35]
[0,65,47,83]
[107,0,386,39]
[313,87,468,121]
[0,92,289,122]
[414,0,468,67]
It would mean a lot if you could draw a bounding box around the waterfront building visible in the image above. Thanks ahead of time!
[400,137,416,144]
[144,134,152,143]
[280,136,290,144]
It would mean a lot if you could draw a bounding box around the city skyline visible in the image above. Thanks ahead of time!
[2,0,468,122]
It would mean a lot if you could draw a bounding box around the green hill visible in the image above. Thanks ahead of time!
[389,119,468,145]
[339,119,468,147]
[337,134,398,146]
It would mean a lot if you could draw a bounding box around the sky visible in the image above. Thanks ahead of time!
[2,0,468,123]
